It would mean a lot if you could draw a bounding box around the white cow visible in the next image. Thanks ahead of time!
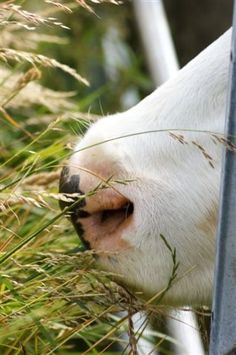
[60,29,231,306]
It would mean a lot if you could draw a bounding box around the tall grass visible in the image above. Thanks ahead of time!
[0,1,168,353]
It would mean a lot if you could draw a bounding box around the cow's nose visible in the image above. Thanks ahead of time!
[59,165,134,253]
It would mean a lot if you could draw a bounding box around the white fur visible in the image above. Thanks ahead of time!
[70,29,231,305]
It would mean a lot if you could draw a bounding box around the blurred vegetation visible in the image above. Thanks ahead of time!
[37,0,153,112]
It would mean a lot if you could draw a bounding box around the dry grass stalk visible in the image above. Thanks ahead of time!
[25,111,99,126]
[0,67,43,138]
[0,192,50,211]
[0,27,68,49]
[211,133,236,152]
[0,67,76,112]
[0,48,89,85]
[14,67,42,90]
[75,0,121,13]
[89,0,122,4]
[169,132,188,145]
[169,131,215,168]
[192,141,214,168]
[22,171,60,186]
[0,2,70,30]
[45,0,73,13]
[1,67,41,108]
[0,106,34,138]
[128,309,138,355]
[75,0,96,13]
[0,189,87,211]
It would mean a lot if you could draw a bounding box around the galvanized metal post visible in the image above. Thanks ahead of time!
[210,3,236,354]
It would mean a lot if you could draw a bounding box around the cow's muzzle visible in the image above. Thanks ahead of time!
[59,165,134,253]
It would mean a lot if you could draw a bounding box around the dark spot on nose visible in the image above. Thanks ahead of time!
[59,166,91,250]
[59,166,85,210]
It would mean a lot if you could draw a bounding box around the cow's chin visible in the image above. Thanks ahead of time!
[88,242,210,307]
[95,250,151,297]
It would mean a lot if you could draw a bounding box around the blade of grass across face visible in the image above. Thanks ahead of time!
[0,127,228,193]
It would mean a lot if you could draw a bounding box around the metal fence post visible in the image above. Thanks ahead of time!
[210,2,236,354]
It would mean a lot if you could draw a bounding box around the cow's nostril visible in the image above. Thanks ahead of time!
[77,210,90,218]
[100,202,134,224]
[124,202,134,217]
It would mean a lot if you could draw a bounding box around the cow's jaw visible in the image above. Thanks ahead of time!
[59,29,231,306]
